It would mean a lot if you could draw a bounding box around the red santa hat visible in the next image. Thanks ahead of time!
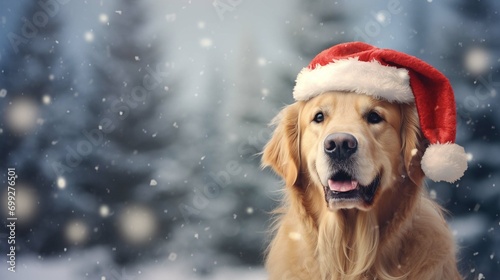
[293,42,467,183]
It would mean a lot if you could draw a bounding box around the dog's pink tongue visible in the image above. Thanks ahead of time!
[328,180,358,192]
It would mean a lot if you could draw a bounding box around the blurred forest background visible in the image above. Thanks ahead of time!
[0,0,499,279]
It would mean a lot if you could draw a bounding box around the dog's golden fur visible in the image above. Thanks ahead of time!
[262,92,462,279]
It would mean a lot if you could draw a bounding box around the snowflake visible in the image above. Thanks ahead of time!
[42,95,51,105]
[57,176,67,189]
[464,48,490,75]
[84,31,94,42]
[6,98,38,133]
[257,57,267,66]
[99,13,109,24]
[99,205,110,217]
[199,38,213,48]
[65,220,88,244]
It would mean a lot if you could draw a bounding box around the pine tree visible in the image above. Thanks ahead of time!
[292,0,354,59]
[45,0,186,264]
[437,1,500,278]
[209,37,278,264]
[0,0,76,255]
[168,37,281,271]
[78,1,187,262]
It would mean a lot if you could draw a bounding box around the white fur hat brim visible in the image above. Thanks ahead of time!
[293,58,414,103]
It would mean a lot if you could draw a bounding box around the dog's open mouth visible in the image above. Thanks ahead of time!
[323,170,380,208]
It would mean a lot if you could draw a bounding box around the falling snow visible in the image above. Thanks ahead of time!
[99,205,110,217]
[199,38,213,48]
[57,177,67,189]
[99,13,109,24]
[65,220,88,244]
[84,31,95,42]
[465,47,491,75]
[118,206,157,244]
[42,94,51,105]
[374,12,387,24]
[5,98,38,134]
[257,57,267,66]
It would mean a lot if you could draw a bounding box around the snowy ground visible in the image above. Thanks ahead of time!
[0,248,266,280]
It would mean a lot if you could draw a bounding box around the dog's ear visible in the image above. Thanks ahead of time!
[262,103,301,187]
[400,103,425,185]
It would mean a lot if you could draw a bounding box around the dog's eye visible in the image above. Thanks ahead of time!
[313,112,324,123]
[367,111,383,124]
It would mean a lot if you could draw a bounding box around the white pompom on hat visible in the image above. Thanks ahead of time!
[293,42,467,183]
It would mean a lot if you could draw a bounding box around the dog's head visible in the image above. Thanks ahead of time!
[263,91,423,211]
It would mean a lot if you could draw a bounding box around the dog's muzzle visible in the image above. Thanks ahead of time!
[322,133,380,209]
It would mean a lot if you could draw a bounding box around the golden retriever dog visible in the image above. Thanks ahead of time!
[262,91,462,279]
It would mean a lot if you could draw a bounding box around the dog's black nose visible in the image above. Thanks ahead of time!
[324,133,358,161]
